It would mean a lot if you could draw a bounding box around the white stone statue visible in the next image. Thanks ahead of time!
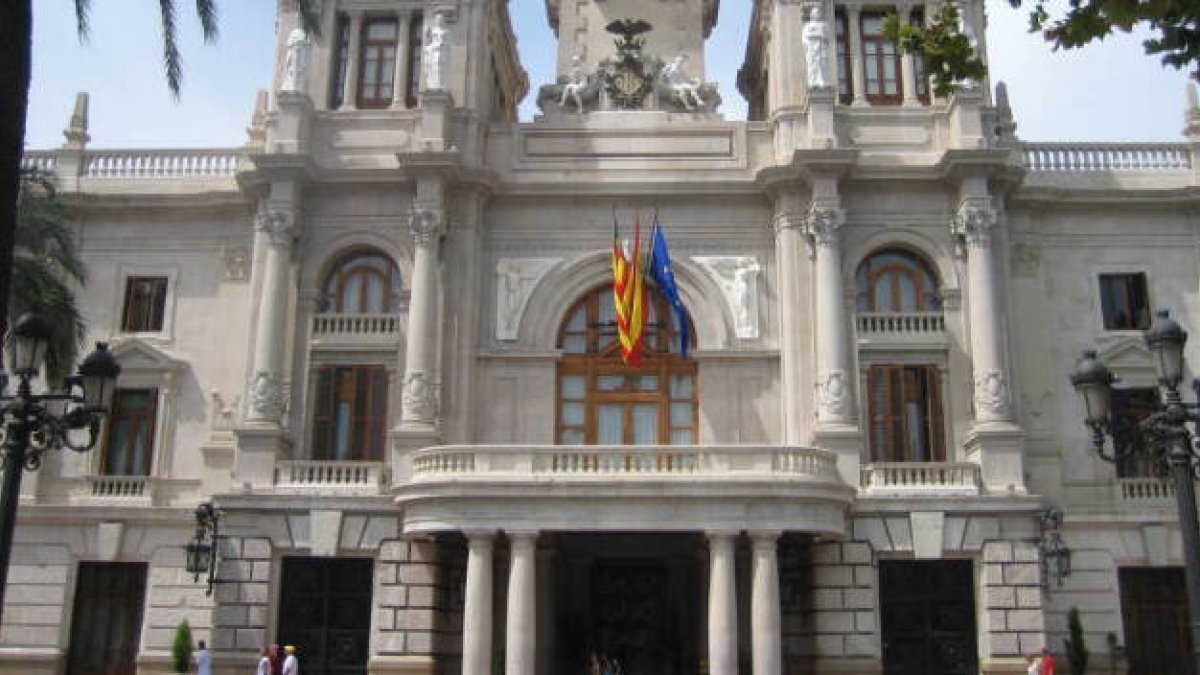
[661,54,706,111]
[423,12,449,91]
[560,53,588,112]
[802,6,830,89]
[281,28,311,93]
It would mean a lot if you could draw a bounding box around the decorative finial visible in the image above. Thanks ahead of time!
[62,91,90,150]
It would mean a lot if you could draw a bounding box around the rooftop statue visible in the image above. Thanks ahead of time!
[423,12,449,91]
[802,6,830,89]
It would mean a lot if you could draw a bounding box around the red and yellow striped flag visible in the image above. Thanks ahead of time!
[612,215,646,366]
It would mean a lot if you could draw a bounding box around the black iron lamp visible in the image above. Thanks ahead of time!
[0,316,122,626]
[1069,309,1200,672]
[1039,507,1071,588]
[185,502,220,595]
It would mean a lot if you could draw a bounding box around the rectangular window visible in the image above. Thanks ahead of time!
[868,364,945,462]
[312,365,388,461]
[330,15,351,108]
[121,276,168,332]
[911,8,930,103]
[1112,387,1160,478]
[861,13,901,105]
[357,19,399,108]
[835,11,852,104]
[103,389,158,476]
[1100,273,1151,330]
[407,13,424,107]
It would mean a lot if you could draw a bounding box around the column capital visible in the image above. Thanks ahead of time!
[771,212,805,235]
[255,205,299,249]
[465,530,497,545]
[804,203,845,248]
[706,529,741,540]
[409,207,445,247]
[952,198,997,249]
[507,530,540,546]
[749,530,782,548]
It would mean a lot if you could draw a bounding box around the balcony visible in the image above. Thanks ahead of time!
[310,313,403,350]
[69,475,155,506]
[398,444,855,535]
[856,311,947,348]
[860,462,982,497]
[274,460,389,495]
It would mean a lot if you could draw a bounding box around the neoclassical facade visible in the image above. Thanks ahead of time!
[7,0,1200,673]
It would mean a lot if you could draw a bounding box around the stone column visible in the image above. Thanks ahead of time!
[772,193,807,445]
[390,12,413,109]
[399,184,444,432]
[340,11,364,110]
[506,532,537,675]
[751,532,782,675]
[898,6,920,106]
[707,532,738,675]
[954,194,1011,425]
[847,6,867,106]
[463,533,495,675]
[246,201,297,425]
[806,193,852,429]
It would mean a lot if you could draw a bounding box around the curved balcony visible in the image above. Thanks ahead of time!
[397,444,855,536]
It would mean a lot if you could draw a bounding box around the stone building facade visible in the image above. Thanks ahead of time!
[5,0,1200,673]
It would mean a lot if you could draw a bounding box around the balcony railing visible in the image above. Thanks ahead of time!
[20,151,57,172]
[860,462,982,496]
[67,475,155,505]
[1021,143,1191,172]
[411,444,841,481]
[856,312,945,338]
[84,149,242,179]
[275,460,387,494]
[311,313,402,347]
[1117,477,1176,505]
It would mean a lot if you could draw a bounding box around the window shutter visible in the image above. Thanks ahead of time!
[312,367,335,459]
[925,366,946,462]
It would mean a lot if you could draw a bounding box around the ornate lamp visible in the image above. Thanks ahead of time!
[9,313,51,376]
[1145,310,1188,389]
[185,502,220,595]
[1039,508,1072,588]
[77,342,120,412]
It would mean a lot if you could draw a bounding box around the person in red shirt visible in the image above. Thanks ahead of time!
[1041,647,1056,675]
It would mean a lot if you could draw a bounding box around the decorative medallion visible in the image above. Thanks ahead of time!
[603,19,654,109]
[973,369,1011,420]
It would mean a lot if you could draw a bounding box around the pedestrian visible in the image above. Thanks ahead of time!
[1026,653,1043,675]
[269,644,283,675]
[1041,646,1056,675]
[256,647,271,675]
[194,640,212,675]
[282,645,299,675]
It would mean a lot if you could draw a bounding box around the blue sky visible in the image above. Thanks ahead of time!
[23,0,1191,149]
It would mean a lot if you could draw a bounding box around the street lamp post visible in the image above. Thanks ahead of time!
[1070,309,1200,674]
[0,313,120,626]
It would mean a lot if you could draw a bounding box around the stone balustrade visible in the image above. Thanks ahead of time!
[20,151,57,172]
[66,475,154,505]
[860,462,982,496]
[274,460,388,494]
[84,149,242,178]
[310,314,403,348]
[411,444,840,480]
[856,311,945,337]
[1022,142,1191,172]
[1116,477,1177,505]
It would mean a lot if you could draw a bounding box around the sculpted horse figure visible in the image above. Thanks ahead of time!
[660,54,706,111]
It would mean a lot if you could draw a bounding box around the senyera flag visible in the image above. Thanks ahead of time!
[612,215,646,366]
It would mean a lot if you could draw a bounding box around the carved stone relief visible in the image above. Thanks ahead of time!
[1010,242,1041,278]
[973,369,1011,419]
[495,258,561,341]
[248,371,286,423]
[223,245,250,282]
[692,256,762,339]
[818,369,850,419]
[402,371,438,423]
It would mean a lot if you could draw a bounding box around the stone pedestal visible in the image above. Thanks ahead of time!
[419,91,455,151]
[269,90,315,155]
[233,428,290,490]
[948,87,986,149]
[807,87,837,148]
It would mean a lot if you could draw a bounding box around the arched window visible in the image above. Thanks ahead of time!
[855,249,940,312]
[321,251,402,314]
[556,285,697,445]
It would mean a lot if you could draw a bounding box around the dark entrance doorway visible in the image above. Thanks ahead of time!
[1120,567,1194,675]
[552,533,702,675]
[66,562,148,675]
[880,560,977,675]
[277,557,373,675]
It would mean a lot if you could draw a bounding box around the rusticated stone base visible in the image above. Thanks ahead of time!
[368,655,438,674]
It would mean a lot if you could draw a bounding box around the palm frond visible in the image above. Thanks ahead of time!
[74,0,92,41]
[159,0,183,97]
[10,258,85,385]
[16,169,86,285]
[195,0,218,43]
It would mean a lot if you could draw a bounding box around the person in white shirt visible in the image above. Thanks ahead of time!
[282,645,299,675]
[255,646,271,675]
[194,640,212,675]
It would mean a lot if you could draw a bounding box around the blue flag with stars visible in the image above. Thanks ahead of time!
[646,217,690,358]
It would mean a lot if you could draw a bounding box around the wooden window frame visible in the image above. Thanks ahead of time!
[860,12,902,105]
[856,249,939,312]
[329,15,351,108]
[556,287,698,445]
[120,276,168,333]
[1100,272,1151,331]
[406,13,424,107]
[103,388,158,476]
[356,18,399,109]
[311,365,389,461]
[322,252,402,314]
[867,364,945,462]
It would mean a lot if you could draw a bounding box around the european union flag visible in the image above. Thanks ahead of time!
[646,218,690,358]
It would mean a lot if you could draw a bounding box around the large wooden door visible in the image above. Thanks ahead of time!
[66,562,148,675]
[277,557,373,675]
[880,560,977,675]
[1120,567,1194,675]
